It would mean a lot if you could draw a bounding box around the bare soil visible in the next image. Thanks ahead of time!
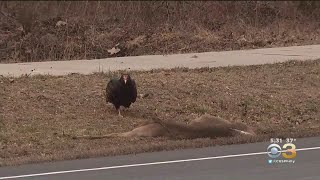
[1,59,320,166]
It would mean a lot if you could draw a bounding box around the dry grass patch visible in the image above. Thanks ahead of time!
[0,59,320,166]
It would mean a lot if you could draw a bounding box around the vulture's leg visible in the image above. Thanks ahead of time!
[118,108,123,118]
[115,104,123,117]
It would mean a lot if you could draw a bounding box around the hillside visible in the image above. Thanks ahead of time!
[1,1,320,63]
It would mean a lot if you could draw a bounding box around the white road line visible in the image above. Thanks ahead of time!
[1,146,320,179]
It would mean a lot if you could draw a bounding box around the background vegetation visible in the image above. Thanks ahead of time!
[1,1,320,63]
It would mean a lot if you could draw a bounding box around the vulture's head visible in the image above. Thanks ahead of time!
[119,74,132,85]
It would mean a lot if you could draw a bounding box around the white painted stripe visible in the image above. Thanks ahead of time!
[1,146,320,179]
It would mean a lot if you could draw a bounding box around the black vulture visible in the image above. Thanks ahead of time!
[106,74,137,117]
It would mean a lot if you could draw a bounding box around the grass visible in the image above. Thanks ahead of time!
[0,59,320,166]
[0,1,320,63]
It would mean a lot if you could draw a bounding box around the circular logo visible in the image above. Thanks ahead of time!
[267,144,282,158]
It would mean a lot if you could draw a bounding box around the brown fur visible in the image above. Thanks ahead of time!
[72,114,256,139]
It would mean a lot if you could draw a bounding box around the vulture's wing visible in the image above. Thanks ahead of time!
[106,79,121,103]
[131,79,137,103]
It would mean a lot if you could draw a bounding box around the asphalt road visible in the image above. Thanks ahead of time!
[1,136,319,180]
[1,44,320,77]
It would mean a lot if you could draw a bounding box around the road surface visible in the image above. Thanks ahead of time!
[0,136,319,180]
[1,45,320,77]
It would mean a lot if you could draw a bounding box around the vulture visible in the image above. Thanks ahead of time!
[106,74,137,117]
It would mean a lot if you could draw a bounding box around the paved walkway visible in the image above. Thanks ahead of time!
[1,45,320,77]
